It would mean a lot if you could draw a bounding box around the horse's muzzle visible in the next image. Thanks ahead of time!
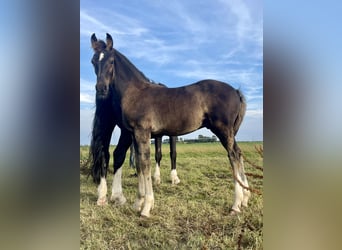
[95,84,109,99]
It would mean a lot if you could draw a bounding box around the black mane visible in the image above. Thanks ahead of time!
[114,49,152,83]
[92,40,106,53]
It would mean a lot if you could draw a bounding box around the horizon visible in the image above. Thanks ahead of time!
[80,139,264,147]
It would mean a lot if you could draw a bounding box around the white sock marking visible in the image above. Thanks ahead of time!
[154,163,161,184]
[111,167,126,205]
[170,169,180,185]
[97,177,107,205]
[239,157,250,207]
[141,171,154,217]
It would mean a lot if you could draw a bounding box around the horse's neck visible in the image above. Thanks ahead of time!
[114,76,149,98]
[114,53,151,98]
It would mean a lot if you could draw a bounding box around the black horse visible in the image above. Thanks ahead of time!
[91,33,250,217]
[89,66,179,206]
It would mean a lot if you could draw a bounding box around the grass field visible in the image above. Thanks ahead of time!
[80,141,263,249]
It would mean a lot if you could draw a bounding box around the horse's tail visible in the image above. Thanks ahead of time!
[90,132,107,185]
[89,103,114,185]
[233,89,246,135]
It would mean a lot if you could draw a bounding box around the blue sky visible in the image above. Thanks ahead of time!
[80,0,263,145]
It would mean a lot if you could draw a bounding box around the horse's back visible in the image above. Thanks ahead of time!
[145,79,241,113]
[191,80,242,127]
[191,79,241,108]
[189,79,235,90]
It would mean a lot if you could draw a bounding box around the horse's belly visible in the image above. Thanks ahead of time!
[152,116,203,136]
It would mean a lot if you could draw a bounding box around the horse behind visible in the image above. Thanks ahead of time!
[91,33,250,217]
[129,136,179,185]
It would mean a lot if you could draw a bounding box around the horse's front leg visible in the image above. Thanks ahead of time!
[110,128,132,205]
[132,129,154,217]
[97,176,108,205]
[97,151,109,205]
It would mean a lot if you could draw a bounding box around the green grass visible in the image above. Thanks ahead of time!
[80,142,263,249]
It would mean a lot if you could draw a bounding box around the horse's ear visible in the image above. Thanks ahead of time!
[91,33,97,50]
[106,33,113,50]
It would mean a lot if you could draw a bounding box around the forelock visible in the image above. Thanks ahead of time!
[93,40,106,53]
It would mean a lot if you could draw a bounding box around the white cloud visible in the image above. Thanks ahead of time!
[80,108,94,144]
[226,0,253,40]
[80,9,148,40]
[80,11,112,36]
[80,78,95,105]
[246,109,263,118]
[80,78,94,91]
[80,93,94,104]
[220,0,263,42]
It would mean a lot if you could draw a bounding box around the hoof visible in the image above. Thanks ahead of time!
[140,196,154,217]
[154,177,161,185]
[97,197,108,206]
[140,211,151,218]
[110,194,127,205]
[229,208,241,215]
[172,177,180,185]
[140,205,153,218]
[133,198,144,212]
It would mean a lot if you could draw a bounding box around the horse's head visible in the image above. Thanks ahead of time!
[91,33,115,100]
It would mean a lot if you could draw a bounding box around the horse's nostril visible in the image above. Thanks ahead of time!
[96,84,108,94]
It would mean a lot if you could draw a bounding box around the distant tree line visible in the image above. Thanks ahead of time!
[81,134,219,146]
[159,134,218,144]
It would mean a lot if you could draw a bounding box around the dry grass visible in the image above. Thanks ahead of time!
[80,142,263,249]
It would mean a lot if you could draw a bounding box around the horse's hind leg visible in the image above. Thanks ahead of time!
[154,137,162,185]
[238,144,251,207]
[229,138,250,213]
[216,129,250,213]
[170,136,180,185]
